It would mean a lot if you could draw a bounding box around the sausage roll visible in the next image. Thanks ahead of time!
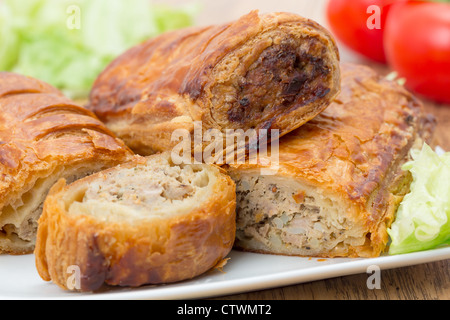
[227,63,436,258]
[35,153,236,292]
[88,11,340,157]
[0,72,134,254]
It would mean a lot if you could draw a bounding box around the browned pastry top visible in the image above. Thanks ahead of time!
[0,72,133,229]
[90,12,334,117]
[88,11,340,138]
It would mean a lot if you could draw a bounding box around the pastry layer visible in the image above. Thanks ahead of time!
[0,72,134,254]
[227,63,436,258]
[35,153,236,291]
[88,11,340,157]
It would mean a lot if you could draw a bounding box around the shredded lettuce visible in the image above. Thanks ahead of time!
[388,143,450,255]
[0,0,198,98]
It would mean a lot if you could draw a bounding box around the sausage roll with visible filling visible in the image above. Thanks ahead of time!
[35,153,236,291]
[88,11,340,157]
[227,63,436,258]
[0,72,134,254]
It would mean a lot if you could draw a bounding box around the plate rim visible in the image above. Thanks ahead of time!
[2,246,447,300]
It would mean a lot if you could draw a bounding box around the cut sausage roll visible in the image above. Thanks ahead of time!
[35,153,236,291]
[0,72,134,254]
[88,11,340,157]
[226,63,436,258]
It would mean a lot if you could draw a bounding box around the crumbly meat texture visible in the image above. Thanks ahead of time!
[71,157,213,220]
[227,63,436,258]
[233,175,365,257]
[88,11,340,156]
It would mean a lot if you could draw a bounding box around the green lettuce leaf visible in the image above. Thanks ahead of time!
[388,143,450,255]
[0,0,198,99]
[0,4,20,70]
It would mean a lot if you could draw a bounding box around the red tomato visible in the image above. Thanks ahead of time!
[384,1,450,104]
[326,0,401,63]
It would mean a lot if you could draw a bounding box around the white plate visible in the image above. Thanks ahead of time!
[0,247,448,300]
[1,147,448,299]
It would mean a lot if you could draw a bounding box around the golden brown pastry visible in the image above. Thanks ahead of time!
[0,72,134,254]
[88,11,340,157]
[35,153,236,292]
[226,63,436,258]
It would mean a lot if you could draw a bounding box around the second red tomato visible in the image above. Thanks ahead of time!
[384,1,450,104]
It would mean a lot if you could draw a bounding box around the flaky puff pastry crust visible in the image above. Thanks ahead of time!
[35,154,236,292]
[0,72,134,254]
[227,63,436,258]
[88,11,340,156]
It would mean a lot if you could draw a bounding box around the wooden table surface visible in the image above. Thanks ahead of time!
[160,0,450,300]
